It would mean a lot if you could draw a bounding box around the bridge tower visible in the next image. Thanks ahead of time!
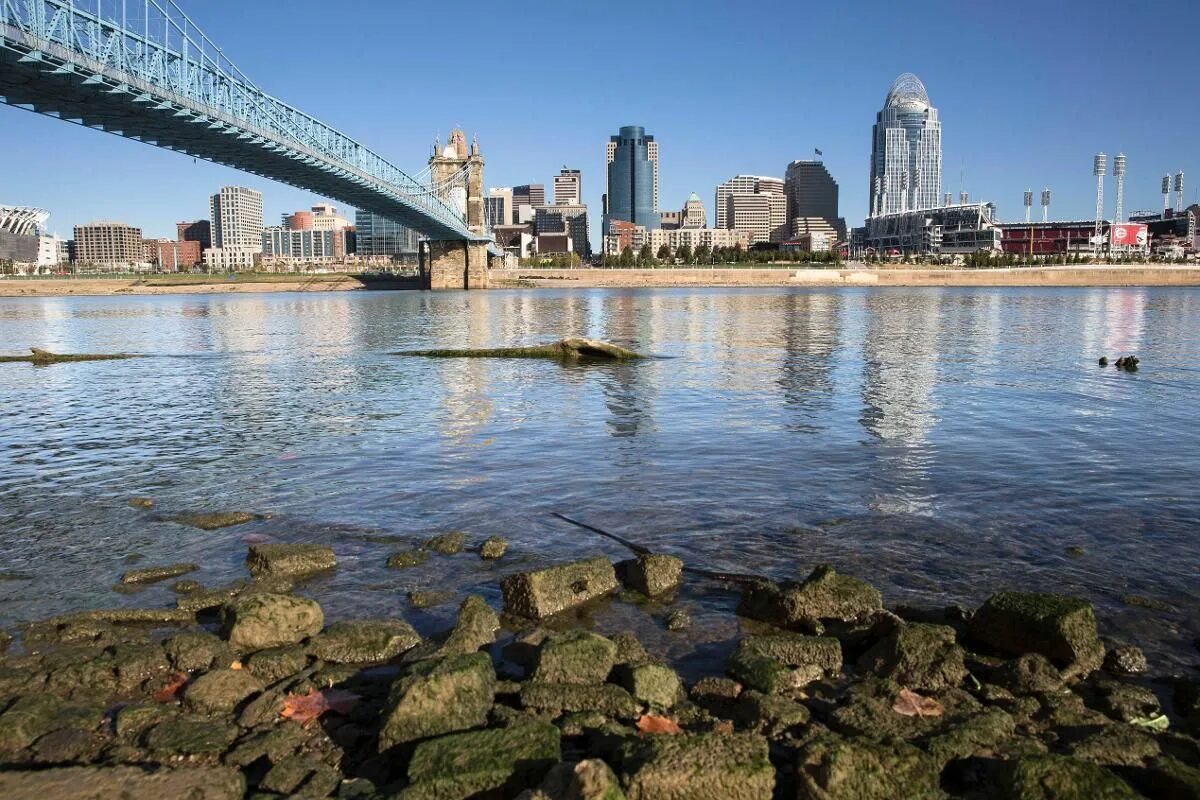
[422,128,489,289]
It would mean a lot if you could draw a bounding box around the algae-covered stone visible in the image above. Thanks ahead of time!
[737,565,882,630]
[183,668,264,714]
[480,536,508,560]
[163,631,234,672]
[437,595,501,657]
[664,609,691,631]
[616,554,683,597]
[260,754,341,797]
[857,623,967,691]
[219,593,323,650]
[616,662,682,709]
[246,544,336,579]
[736,690,810,734]
[501,556,619,619]
[310,619,420,663]
[169,510,261,530]
[114,703,176,739]
[534,631,618,685]
[378,652,496,751]
[521,683,640,717]
[924,708,1016,765]
[108,642,172,691]
[409,590,455,609]
[387,549,428,569]
[0,695,102,751]
[0,765,245,800]
[969,592,1104,677]
[620,732,774,800]
[997,754,1139,799]
[1103,645,1148,675]
[727,643,820,694]
[129,496,155,509]
[994,653,1066,695]
[143,717,238,756]
[1133,756,1200,800]
[425,531,466,554]
[795,734,943,800]
[1069,724,1161,767]
[535,759,626,800]
[120,563,198,585]
[405,722,561,797]
[611,632,649,665]
[741,633,842,674]
[244,644,308,682]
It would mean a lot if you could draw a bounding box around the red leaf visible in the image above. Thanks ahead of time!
[892,687,944,718]
[280,688,361,726]
[153,672,189,703]
[636,714,683,736]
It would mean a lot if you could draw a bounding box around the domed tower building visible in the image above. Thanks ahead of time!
[423,127,488,289]
[869,73,942,217]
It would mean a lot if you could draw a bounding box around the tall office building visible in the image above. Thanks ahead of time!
[727,193,789,245]
[785,160,844,241]
[604,125,660,233]
[681,193,706,229]
[553,169,582,206]
[206,186,263,270]
[534,204,591,257]
[869,73,941,216]
[72,222,146,268]
[512,184,545,224]
[715,175,783,229]
[485,188,513,229]
[354,209,419,257]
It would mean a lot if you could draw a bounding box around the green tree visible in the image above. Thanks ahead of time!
[656,244,673,263]
[638,243,653,266]
[694,244,711,264]
[677,244,693,265]
[619,246,635,267]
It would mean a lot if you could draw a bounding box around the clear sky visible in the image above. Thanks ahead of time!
[2,0,1196,241]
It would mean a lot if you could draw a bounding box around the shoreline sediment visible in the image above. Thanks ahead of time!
[0,519,1196,798]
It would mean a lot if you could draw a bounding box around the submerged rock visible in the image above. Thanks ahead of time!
[664,609,691,631]
[396,337,643,361]
[219,593,323,650]
[128,497,155,509]
[969,591,1104,677]
[501,556,619,619]
[168,510,262,531]
[245,543,336,579]
[409,590,455,609]
[618,732,774,800]
[424,531,466,554]
[387,548,428,569]
[378,652,496,750]
[309,619,421,663]
[480,536,509,560]
[738,565,882,631]
[120,563,197,585]
[0,347,138,365]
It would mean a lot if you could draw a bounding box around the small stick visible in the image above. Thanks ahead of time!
[551,512,763,586]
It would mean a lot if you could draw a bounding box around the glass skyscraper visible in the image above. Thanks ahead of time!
[354,209,419,257]
[869,73,941,216]
[604,126,659,234]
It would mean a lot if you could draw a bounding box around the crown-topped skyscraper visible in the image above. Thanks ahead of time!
[869,73,942,217]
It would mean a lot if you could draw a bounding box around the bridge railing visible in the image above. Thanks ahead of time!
[1,0,470,235]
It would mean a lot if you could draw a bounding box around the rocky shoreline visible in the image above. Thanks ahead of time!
[0,528,1197,799]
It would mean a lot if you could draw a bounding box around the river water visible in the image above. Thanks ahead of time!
[1,286,1197,674]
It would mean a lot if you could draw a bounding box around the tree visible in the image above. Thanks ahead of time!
[638,243,653,266]
[694,244,711,264]
[677,244,693,265]
[619,246,635,267]
[656,244,673,263]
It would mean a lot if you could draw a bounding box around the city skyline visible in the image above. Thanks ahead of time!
[1,0,1196,242]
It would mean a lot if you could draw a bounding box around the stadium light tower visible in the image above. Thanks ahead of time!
[1162,175,1171,215]
[1093,153,1106,258]
[1176,172,1185,213]
[1024,189,1033,224]
[1041,188,1051,223]
[1113,153,1126,223]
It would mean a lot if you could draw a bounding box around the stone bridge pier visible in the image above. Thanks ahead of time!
[420,128,490,290]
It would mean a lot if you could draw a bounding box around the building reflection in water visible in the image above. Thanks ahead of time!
[775,291,841,432]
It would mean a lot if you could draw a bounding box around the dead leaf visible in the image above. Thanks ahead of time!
[229,661,244,670]
[636,714,683,735]
[280,688,361,727]
[153,672,189,703]
[892,687,944,718]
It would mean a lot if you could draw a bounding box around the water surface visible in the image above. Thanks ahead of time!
[1,286,1197,674]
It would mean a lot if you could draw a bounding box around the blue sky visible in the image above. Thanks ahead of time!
[2,0,1196,240]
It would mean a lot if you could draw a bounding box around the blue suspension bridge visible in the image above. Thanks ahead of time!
[0,0,488,244]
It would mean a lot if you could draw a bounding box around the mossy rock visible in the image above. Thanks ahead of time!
[997,754,1139,799]
[924,708,1016,766]
[245,544,336,579]
[501,556,619,619]
[433,595,501,658]
[479,536,508,560]
[741,633,842,673]
[244,644,309,682]
[219,593,323,650]
[857,623,967,691]
[521,683,640,718]
[0,695,103,751]
[424,531,466,554]
[736,690,811,734]
[616,554,683,597]
[534,631,618,685]
[120,563,197,585]
[727,644,820,694]
[737,565,882,630]
[616,662,683,709]
[387,549,428,569]
[0,348,138,365]
[310,619,420,664]
[406,722,561,790]
[163,631,235,672]
[1068,724,1161,767]
[618,732,774,800]
[794,734,944,800]
[396,338,643,361]
[183,668,264,714]
[167,510,262,530]
[969,592,1103,677]
[143,717,238,756]
[378,652,496,751]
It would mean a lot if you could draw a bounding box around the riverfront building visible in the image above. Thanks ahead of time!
[553,169,582,206]
[534,204,590,257]
[726,192,788,246]
[604,126,660,233]
[869,73,942,217]
[785,160,845,243]
[512,184,545,224]
[861,202,1001,256]
[354,209,419,259]
[206,186,263,271]
[72,221,147,269]
[485,188,513,230]
[715,175,784,229]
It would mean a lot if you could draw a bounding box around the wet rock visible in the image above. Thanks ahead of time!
[610,632,649,665]
[113,703,175,739]
[1130,756,1200,799]
[246,544,336,579]
[1065,546,1086,558]
[1069,724,1161,767]
[736,690,810,734]
[378,652,496,750]
[737,565,882,631]
[183,668,264,714]
[108,642,172,691]
[691,676,743,714]
[664,609,691,631]
[32,726,104,764]
[310,619,420,664]
[0,765,244,799]
[997,754,1138,799]
[1103,644,1148,675]
[424,531,466,554]
[0,629,10,654]
[219,593,323,650]
[1037,689,1114,729]
[534,631,618,685]
[437,595,501,657]
[532,758,625,800]
[399,338,643,361]
[556,711,609,737]
[615,662,683,709]
[244,644,309,682]
[387,549,428,568]
[1088,678,1161,724]
[143,717,238,756]
[521,683,640,717]
[0,695,103,751]
[224,720,308,767]
[742,633,842,674]
[827,679,980,741]
[969,591,1104,677]
[402,722,561,799]
[794,733,942,800]
[727,643,822,695]
[1115,355,1140,371]
[162,631,234,672]
[129,496,155,509]
[925,708,1016,765]
[616,554,683,597]
[409,590,455,609]
[120,563,197,585]
[480,536,508,560]
[994,653,1067,695]
[170,579,202,595]
[618,732,774,800]
[260,754,341,797]
[501,556,619,619]
[1122,594,1173,612]
[1098,357,1109,366]
[857,623,967,691]
[168,510,262,530]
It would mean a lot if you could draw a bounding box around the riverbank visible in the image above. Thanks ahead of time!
[0,510,1196,798]
[0,274,417,297]
[491,265,1200,289]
